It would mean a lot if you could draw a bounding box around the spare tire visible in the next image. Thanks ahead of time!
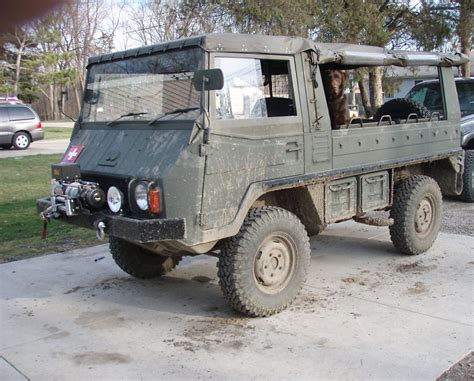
[375,98,431,123]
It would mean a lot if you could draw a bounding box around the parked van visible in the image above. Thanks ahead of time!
[0,104,44,150]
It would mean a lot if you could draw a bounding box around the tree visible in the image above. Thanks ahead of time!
[457,0,473,77]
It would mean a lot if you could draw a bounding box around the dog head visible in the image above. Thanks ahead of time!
[322,69,347,99]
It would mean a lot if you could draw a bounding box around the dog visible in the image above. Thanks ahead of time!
[321,69,349,129]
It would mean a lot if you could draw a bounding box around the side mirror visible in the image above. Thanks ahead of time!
[84,89,100,104]
[193,69,224,91]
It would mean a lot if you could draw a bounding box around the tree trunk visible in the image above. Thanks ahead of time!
[459,0,472,78]
[369,67,384,115]
[358,80,372,118]
[48,84,55,121]
[13,41,25,96]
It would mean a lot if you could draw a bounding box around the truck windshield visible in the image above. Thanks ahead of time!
[81,47,204,123]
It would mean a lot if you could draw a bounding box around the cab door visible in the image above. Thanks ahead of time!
[199,54,304,229]
[298,51,333,174]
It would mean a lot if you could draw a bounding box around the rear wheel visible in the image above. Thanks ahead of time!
[109,236,181,279]
[459,150,473,202]
[12,132,31,150]
[217,207,310,317]
[389,176,442,255]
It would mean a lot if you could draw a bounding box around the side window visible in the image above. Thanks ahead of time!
[457,82,474,116]
[0,108,8,123]
[8,107,35,121]
[215,57,296,120]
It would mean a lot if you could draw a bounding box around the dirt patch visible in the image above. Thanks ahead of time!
[95,277,135,290]
[437,351,474,381]
[407,281,429,294]
[64,286,85,294]
[342,276,369,286]
[71,352,131,366]
[396,261,436,274]
[164,317,254,353]
[74,309,128,330]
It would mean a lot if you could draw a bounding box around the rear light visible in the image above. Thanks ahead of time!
[37,122,42,129]
[148,188,161,215]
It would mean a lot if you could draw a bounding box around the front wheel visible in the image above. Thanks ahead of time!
[13,132,31,150]
[217,207,311,317]
[389,176,442,255]
[109,237,181,279]
[459,150,473,202]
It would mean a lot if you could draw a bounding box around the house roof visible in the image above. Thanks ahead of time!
[88,33,469,68]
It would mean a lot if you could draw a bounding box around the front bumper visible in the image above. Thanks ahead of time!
[37,197,186,243]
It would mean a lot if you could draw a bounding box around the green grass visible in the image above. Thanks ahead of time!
[43,127,73,140]
[0,154,99,262]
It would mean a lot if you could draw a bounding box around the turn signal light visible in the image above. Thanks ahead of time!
[148,188,161,215]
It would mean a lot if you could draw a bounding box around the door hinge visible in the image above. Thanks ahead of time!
[199,144,210,157]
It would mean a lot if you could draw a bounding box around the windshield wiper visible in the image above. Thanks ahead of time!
[148,107,199,126]
[107,112,148,126]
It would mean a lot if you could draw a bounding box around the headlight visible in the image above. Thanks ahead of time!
[107,186,123,213]
[135,182,149,211]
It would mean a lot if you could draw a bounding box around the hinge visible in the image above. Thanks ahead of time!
[199,144,209,157]
[196,212,207,226]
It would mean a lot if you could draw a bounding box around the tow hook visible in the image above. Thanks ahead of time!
[96,221,106,241]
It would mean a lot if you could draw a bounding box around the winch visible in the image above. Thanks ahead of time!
[40,163,106,221]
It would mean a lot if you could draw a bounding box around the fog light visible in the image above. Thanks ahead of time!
[107,186,123,213]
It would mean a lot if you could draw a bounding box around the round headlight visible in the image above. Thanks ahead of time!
[107,186,123,213]
[135,182,148,211]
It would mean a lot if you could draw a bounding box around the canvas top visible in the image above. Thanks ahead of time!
[88,33,469,68]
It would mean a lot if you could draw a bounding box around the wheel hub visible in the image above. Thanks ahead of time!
[415,197,433,235]
[254,234,295,293]
[16,135,29,148]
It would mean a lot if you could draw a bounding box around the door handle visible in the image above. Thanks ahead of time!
[286,144,302,153]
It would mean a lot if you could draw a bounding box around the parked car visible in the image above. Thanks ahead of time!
[405,78,474,202]
[0,104,44,150]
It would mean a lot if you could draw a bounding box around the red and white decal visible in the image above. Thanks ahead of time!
[62,144,85,163]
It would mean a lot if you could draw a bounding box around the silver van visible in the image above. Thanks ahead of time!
[0,104,44,150]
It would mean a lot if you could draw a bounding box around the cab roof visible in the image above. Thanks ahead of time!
[88,33,468,68]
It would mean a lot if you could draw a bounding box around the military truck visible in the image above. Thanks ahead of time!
[37,34,467,317]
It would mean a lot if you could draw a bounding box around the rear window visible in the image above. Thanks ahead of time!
[8,106,35,121]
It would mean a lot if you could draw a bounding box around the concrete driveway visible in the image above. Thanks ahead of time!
[1,221,473,380]
[0,139,70,158]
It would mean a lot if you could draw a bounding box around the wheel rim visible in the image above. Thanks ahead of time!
[15,135,29,148]
[253,233,296,294]
[415,194,435,238]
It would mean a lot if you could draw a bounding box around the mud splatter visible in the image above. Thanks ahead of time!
[396,261,436,274]
[164,317,254,353]
[74,310,128,330]
[407,281,429,294]
[71,352,131,365]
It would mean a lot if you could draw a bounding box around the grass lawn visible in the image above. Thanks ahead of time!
[0,154,99,262]
[43,127,73,140]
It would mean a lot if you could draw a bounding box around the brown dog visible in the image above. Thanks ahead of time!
[321,69,349,129]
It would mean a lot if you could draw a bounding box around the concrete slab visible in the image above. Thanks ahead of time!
[0,139,69,158]
[1,221,473,380]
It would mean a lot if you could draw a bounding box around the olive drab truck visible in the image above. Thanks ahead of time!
[38,34,467,316]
